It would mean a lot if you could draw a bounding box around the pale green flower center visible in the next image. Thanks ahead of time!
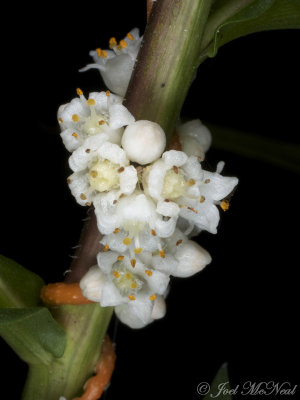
[112,262,143,296]
[162,168,186,199]
[82,106,108,136]
[89,160,120,192]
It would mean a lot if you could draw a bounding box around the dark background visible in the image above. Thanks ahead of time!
[0,1,299,399]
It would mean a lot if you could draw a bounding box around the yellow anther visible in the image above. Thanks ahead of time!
[67,178,72,184]
[113,228,119,234]
[130,259,136,268]
[159,250,165,259]
[72,114,80,122]
[96,48,102,57]
[76,88,83,96]
[125,273,132,279]
[187,206,198,214]
[176,239,183,246]
[149,294,156,301]
[145,270,152,276]
[119,39,127,49]
[99,120,105,125]
[118,167,125,173]
[200,196,205,203]
[123,237,131,245]
[85,202,91,207]
[187,179,195,186]
[89,170,98,178]
[220,200,230,211]
[204,179,211,184]
[127,32,134,41]
[173,165,179,174]
[87,98,96,106]
[104,244,109,252]
[113,271,120,278]
[72,132,78,138]
[131,282,137,289]
[128,295,136,301]
[101,50,108,58]
[151,229,156,236]
[117,255,124,261]
[109,37,117,48]
[58,117,63,123]
[106,90,110,97]
[80,193,87,200]
[134,248,143,254]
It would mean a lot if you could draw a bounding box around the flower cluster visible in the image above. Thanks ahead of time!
[58,29,238,329]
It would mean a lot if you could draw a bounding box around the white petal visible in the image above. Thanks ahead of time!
[201,172,238,201]
[100,232,127,253]
[119,166,138,195]
[146,160,168,200]
[178,119,212,153]
[109,104,135,130]
[173,240,211,277]
[155,216,177,238]
[151,295,166,320]
[145,269,170,295]
[181,156,203,180]
[101,54,135,96]
[60,128,82,152]
[157,200,180,217]
[80,266,106,302]
[115,296,153,329]
[68,172,92,206]
[151,254,178,275]
[162,150,188,167]
[97,251,119,274]
[100,281,124,307]
[97,142,129,166]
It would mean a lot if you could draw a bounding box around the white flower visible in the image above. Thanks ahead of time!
[58,90,134,152]
[122,120,166,165]
[67,141,137,206]
[143,150,238,234]
[80,253,169,329]
[94,190,177,239]
[177,119,212,161]
[79,28,142,97]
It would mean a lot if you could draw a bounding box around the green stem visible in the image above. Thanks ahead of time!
[22,304,113,400]
[125,0,213,140]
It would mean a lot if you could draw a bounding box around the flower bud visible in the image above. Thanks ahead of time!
[122,120,166,165]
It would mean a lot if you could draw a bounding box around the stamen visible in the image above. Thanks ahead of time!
[145,270,152,276]
[72,132,78,138]
[159,250,165,259]
[119,39,127,49]
[80,193,87,200]
[118,167,125,173]
[67,178,72,184]
[85,149,91,153]
[220,200,230,211]
[87,98,96,106]
[104,244,109,252]
[76,88,83,96]
[109,37,117,48]
[173,166,179,174]
[123,237,132,245]
[113,228,119,234]
[106,90,110,97]
[134,248,143,254]
[131,282,137,289]
[125,273,132,279]
[113,271,120,278]
[187,179,195,186]
[128,295,136,301]
[150,294,156,301]
[151,229,157,236]
[101,50,108,58]
[96,48,102,57]
[117,255,124,261]
[85,202,91,206]
[187,206,198,214]
[204,179,210,184]
[130,259,136,268]
[176,239,183,246]
[127,32,134,41]
[58,117,63,123]
[200,196,205,203]
[113,200,118,205]
[72,114,80,122]
[99,120,105,125]
[89,170,98,178]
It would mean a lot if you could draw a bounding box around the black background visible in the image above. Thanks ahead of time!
[0,1,299,399]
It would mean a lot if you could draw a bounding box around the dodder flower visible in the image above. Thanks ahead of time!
[58,90,134,152]
[143,150,238,235]
[177,119,212,161]
[80,28,142,96]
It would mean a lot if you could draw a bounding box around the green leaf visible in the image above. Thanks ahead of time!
[0,254,44,308]
[201,0,300,59]
[206,122,300,174]
[0,307,66,365]
[203,362,232,400]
